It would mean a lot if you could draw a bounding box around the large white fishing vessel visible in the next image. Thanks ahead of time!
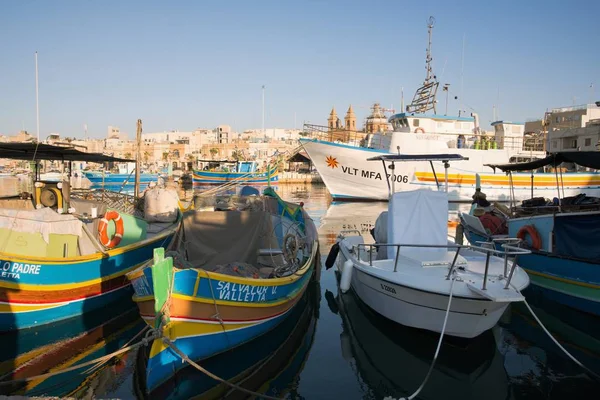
[300,18,600,201]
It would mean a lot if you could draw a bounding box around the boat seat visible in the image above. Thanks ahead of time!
[460,213,488,236]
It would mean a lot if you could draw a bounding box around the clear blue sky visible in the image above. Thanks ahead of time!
[1,0,598,139]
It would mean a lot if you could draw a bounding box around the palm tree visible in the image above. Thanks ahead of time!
[209,148,218,159]
[231,149,244,161]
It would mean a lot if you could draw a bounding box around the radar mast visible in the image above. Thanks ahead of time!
[406,16,439,114]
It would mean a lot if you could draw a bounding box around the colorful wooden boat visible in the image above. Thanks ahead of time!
[0,143,180,331]
[461,210,600,317]
[134,279,319,399]
[193,161,278,187]
[127,188,318,391]
[459,151,600,316]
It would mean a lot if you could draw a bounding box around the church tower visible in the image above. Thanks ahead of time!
[328,107,338,131]
[344,105,356,131]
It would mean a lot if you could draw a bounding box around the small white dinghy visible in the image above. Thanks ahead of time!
[333,154,531,339]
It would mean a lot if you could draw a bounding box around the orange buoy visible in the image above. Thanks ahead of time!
[516,224,541,250]
[98,210,124,249]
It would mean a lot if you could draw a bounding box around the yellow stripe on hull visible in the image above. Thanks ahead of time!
[149,319,257,357]
[415,172,600,187]
[525,269,600,290]
[0,302,63,313]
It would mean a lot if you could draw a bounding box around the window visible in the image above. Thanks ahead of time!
[413,119,420,127]
[570,139,577,149]
[552,140,557,149]
[585,138,592,146]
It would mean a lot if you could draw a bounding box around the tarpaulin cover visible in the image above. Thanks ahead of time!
[553,213,600,261]
[487,151,600,172]
[175,210,279,269]
[0,143,133,162]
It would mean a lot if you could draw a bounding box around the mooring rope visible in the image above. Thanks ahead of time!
[162,337,283,400]
[400,274,457,400]
[83,324,151,375]
[0,331,158,386]
[512,285,600,381]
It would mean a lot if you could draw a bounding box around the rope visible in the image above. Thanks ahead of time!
[201,269,231,349]
[513,285,600,381]
[83,325,151,375]
[400,275,457,400]
[162,337,283,400]
[0,331,158,386]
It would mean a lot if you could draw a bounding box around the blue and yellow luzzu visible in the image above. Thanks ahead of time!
[127,189,318,392]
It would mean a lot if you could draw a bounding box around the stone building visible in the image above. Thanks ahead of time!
[364,103,390,133]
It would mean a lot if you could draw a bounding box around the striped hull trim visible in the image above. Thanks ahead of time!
[0,227,177,331]
[145,290,305,391]
[192,169,278,185]
[415,172,600,187]
[0,285,133,330]
[0,276,130,304]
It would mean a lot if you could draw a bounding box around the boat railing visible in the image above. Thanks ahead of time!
[71,188,143,217]
[302,123,545,152]
[354,242,531,291]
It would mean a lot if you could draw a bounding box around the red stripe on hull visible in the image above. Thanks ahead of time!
[0,276,130,304]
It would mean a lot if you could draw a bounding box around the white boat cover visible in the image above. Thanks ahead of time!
[387,189,448,261]
[0,207,82,244]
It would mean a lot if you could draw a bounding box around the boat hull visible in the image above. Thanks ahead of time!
[84,172,158,184]
[517,253,600,316]
[192,168,278,186]
[0,229,177,331]
[343,262,509,339]
[129,242,317,391]
[138,281,318,399]
[299,138,600,201]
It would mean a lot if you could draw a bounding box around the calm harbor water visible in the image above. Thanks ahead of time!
[0,180,599,399]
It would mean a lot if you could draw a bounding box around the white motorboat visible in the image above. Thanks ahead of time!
[329,154,531,339]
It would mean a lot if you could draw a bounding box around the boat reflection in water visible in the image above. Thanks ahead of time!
[0,301,144,398]
[498,287,600,396]
[325,279,509,400]
[134,280,320,400]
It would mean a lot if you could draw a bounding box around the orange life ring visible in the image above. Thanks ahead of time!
[415,127,425,134]
[516,224,541,250]
[98,210,124,249]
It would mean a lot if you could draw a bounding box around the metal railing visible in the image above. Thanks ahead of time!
[353,241,530,291]
[302,123,545,152]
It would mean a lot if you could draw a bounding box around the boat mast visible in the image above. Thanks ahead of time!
[406,17,439,114]
[35,51,40,142]
[134,119,142,199]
